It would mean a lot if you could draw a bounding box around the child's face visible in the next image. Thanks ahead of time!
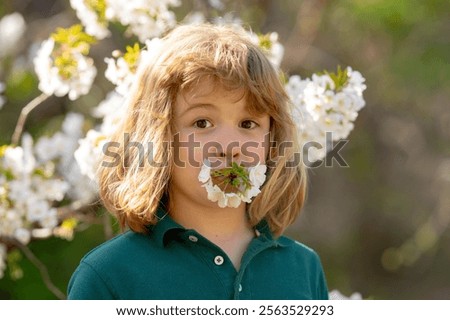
[170,80,270,208]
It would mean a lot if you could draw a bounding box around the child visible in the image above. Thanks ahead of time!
[68,23,329,300]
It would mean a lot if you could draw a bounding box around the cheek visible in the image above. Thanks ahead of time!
[238,134,269,166]
[172,132,204,168]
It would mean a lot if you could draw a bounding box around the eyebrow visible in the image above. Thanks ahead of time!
[179,103,217,117]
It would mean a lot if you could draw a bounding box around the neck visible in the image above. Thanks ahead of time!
[168,196,253,241]
[168,193,256,271]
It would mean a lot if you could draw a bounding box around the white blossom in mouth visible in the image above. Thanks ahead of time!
[198,161,267,208]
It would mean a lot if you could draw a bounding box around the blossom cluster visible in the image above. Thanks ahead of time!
[0,112,100,279]
[104,38,163,96]
[33,25,97,100]
[198,162,267,208]
[70,0,180,42]
[0,134,70,247]
[286,67,367,162]
[34,113,98,202]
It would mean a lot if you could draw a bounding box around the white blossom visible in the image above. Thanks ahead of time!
[70,0,110,39]
[241,185,261,202]
[204,183,227,208]
[105,0,180,42]
[198,162,267,208]
[105,38,163,95]
[74,91,128,186]
[249,32,284,69]
[0,12,26,58]
[74,129,107,182]
[329,289,363,300]
[33,39,97,100]
[2,133,36,176]
[37,178,69,202]
[286,67,366,163]
[62,112,85,138]
[140,38,164,68]
[248,164,267,187]
[92,91,125,118]
[26,199,51,223]
[7,179,32,203]
[0,134,71,261]
[105,56,134,96]
[35,132,67,163]
[35,113,98,203]
[0,208,23,239]
[14,228,31,245]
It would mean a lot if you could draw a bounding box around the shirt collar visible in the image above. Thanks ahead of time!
[253,218,292,247]
[147,206,186,247]
[147,206,291,248]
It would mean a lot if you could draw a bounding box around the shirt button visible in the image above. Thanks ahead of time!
[214,255,224,265]
[188,235,198,242]
[238,284,242,292]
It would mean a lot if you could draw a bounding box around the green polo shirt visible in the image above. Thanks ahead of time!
[68,208,329,300]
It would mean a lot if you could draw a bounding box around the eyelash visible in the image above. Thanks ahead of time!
[240,120,259,129]
[192,119,259,129]
[193,119,212,129]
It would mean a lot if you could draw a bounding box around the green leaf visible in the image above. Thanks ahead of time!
[319,65,349,92]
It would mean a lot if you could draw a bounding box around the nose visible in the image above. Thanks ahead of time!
[211,141,240,163]
[208,127,242,166]
[216,148,239,160]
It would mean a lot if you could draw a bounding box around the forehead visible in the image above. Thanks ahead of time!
[176,78,263,116]
[181,79,245,103]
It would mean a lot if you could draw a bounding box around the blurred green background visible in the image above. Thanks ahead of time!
[0,0,449,299]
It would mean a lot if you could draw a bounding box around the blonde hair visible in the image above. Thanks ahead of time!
[98,23,308,238]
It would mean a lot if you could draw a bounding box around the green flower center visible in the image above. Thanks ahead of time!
[210,162,251,194]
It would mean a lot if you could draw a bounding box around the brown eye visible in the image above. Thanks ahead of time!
[194,119,212,129]
[240,120,258,129]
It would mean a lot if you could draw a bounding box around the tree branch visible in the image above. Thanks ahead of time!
[2,237,66,299]
[11,93,49,146]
